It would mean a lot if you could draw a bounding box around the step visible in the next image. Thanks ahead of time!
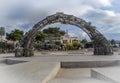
[91,66,120,83]
[61,60,119,68]
[48,68,113,83]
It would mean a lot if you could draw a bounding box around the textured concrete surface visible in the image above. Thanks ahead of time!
[0,61,60,83]
[49,68,113,83]
[0,53,120,83]
[4,53,120,62]
[92,66,120,83]
[49,77,113,83]
[61,60,119,68]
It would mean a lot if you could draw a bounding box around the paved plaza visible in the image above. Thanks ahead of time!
[0,52,120,83]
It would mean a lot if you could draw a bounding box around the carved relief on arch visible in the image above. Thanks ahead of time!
[15,12,113,57]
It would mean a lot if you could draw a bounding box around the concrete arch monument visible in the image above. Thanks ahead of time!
[15,12,113,57]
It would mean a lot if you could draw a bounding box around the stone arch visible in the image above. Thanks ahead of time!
[15,12,113,57]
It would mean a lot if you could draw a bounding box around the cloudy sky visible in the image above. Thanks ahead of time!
[0,0,120,40]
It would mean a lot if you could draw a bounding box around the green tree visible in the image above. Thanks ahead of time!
[6,29,24,41]
[43,27,65,37]
[81,39,88,45]
[34,31,47,50]
[35,31,47,42]
[80,39,88,48]
[54,41,62,50]
[72,40,81,50]
[41,27,66,50]
[110,39,116,46]
[0,27,5,42]
[65,42,73,50]
[55,41,61,46]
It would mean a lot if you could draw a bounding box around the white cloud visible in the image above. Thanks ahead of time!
[67,27,89,40]
[104,10,116,16]
[97,0,112,6]
[0,0,112,18]
[0,0,120,40]
[86,9,120,26]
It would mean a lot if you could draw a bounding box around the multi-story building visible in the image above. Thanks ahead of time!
[0,36,6,42]
[61,33,78,44]
[44,32,78,45]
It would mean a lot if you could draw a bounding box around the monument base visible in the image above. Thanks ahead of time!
[94,46,113,55]
[15,48,34,57]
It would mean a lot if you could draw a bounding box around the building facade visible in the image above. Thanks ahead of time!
[44,33,78,45]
